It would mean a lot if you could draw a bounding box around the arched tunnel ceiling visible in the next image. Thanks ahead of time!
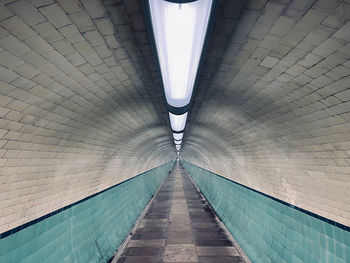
[0,0,175,233]
[182,0,350,227]
[0,0,349,233]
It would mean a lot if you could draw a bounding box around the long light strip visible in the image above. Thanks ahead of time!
[173,133,183,141]
[149,0,213,108]
[169,112,187,132]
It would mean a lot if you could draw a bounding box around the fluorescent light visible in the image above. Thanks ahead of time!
[149,0,213,108]
[175,140,182,145]
[173,133,183,141]
[176,145,181,150]
[169,112,187,132]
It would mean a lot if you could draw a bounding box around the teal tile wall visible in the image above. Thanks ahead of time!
[0,162,173,263]
[182,161,350,263]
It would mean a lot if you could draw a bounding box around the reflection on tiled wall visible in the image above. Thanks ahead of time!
[0,162,173,263]
[183,161,350,263]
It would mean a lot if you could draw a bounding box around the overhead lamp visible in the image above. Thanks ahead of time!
[169,112,187,132]
[173,133,183,141]
[148,0,214,112]
[176,145,181,150]
[174,140,182,145]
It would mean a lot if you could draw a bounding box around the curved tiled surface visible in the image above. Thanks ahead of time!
[183,161,350,263]
[182,0,350,227]
[0,0,349,257]
[0,163,172,262]
[0,0,173,233]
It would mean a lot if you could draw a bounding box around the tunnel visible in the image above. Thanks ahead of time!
[0,0,350,262]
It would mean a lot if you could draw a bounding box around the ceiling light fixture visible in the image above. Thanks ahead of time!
[173,133,183,141]
[146,0,215,152]
[148,0,214,113]
[169,112,187,132]
[174,140,182,145]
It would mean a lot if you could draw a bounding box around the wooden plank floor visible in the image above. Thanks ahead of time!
[117,164,246,263]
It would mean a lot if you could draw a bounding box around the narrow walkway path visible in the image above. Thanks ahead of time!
[117,163,245,263]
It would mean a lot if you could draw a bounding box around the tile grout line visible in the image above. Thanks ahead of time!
[183,166,252,263]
